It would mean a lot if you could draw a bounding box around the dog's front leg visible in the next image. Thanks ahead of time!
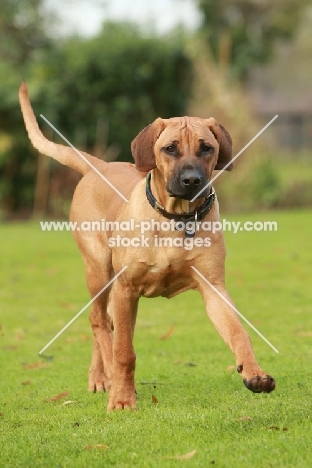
[107,280,138,410]
[198,282,275,393]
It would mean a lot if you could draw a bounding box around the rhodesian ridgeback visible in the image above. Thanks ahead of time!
[19,81,275,410]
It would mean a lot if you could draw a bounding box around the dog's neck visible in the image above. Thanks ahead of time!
[150,169,205,214]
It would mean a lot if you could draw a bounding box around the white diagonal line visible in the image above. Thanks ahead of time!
[38,266,128,355]
[191,266,279,353]
[191,115,278,201]
[40,114,129,203]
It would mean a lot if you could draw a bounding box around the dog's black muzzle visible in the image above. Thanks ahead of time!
[167,167,208,200]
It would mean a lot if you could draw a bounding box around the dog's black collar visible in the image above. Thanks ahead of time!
[145,172,215,237]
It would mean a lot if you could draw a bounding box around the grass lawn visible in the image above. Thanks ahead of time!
[1,209,312,467]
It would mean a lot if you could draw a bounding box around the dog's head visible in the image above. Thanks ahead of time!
[131,116,232,200]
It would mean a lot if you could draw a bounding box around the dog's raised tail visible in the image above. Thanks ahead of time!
[19,81,100,175]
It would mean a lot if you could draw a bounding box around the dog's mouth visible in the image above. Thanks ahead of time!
[166,187,209,200]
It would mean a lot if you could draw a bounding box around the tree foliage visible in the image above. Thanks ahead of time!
[196,0,310,79]
[0,0,54,213]
[0,14,192,215]
[0,0,51,66]
[36,22,192,163]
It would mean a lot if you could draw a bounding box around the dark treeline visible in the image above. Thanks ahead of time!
[0,0,308,217]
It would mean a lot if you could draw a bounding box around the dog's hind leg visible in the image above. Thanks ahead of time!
[107,279,139,410]
[80,251,114,393]
[88,290,114,392]
[88,293,115,392]
[88,336,111,392]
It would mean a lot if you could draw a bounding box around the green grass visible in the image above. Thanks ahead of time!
[1,209,312,467]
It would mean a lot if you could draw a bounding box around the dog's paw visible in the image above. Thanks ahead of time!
[107,388,137,411]
[107,400,137,411]
[88,371,111,393]
[243,375,276,394]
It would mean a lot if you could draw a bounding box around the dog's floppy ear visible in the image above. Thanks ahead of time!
[206,118,233,171]
[131,118,166,172]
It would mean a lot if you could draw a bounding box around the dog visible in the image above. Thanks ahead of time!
[19,81,275,410]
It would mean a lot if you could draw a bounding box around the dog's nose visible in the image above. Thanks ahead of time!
[180,170,202,188]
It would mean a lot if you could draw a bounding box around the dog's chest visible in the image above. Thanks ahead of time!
[111,203,221,298]
[115,248,197,298]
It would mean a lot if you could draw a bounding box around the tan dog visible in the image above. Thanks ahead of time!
[19,82,275,410]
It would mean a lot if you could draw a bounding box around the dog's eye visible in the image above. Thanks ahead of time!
[201,144,214,154]
[165,145,176,154]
